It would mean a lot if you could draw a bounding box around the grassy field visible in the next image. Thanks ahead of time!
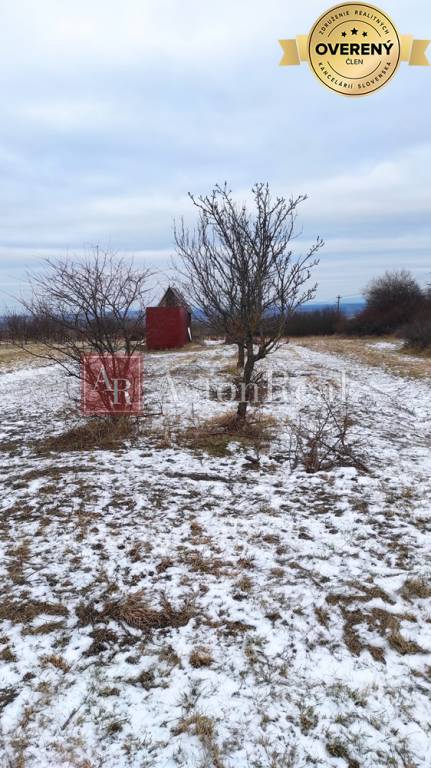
[0,343,53,368]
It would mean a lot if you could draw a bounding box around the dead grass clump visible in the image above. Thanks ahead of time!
[0,688,18,709]
[401,577,431,601]
[84,628,120,657]
[158,644,181,667]
[189,647,214,668]
[182,550,229,576]
[327,582,395,606]
[388,629,424,655]
[0,439,20,454]
[190,520,204,537]
[156,557,175,574]
[75,601,102,627]
[207,619,255,636]
[35,416,139,454]
[315,606,330,628]
[173,714,224,768]
[0,600,68,624]
[24,621,66,636]
[105,592,195,632]
[300,706,318,734]
[0,647,17,662]
[326,739,359,768]
[341,608,385,662]
[236,575,253,592]
[41,655,70,673]
[180,411,276,457]
[173,713,215,738]
[128,668,158,690]
[328,591,425,659]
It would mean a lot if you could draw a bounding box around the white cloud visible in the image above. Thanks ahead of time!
[302,144,431,223]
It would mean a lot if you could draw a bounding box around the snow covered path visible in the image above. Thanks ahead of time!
[0,341,430,768]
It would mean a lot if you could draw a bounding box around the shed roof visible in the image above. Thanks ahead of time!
[158,286,191,310]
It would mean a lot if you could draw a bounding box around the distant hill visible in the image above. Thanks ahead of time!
[301,302,364,318]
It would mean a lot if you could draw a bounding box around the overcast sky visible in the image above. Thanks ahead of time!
[0,0,430,309]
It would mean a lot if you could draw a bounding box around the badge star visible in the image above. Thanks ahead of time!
[341,31,347,37]
[351,28,358,35]
[363,31,368,37]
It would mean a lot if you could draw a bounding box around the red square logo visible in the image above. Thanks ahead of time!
[81,354,143,415]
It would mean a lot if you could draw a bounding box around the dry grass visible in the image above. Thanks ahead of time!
[326,738,359,768]
[327,590,425,659]
[156,557,175,574]
[173,713,224,768]
[0,342,52,367]
[104,592,195,632]
[294,336,431,379]
[401,577,431,601]
[42,654,70,673]
[146,342,206,357]
[35,416,139,453]
[181,550,230,576]
[0,600,68,624]
[179,411,276,457]
[236,575,253,592]
[189,646,214,668]
[23,621,66,636]
[84,628,120,657]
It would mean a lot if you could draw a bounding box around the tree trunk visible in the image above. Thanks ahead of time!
[236,347,254,423]
[236,343,245,369]
[236,399,248,422]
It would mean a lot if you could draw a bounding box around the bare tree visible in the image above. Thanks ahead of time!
[12,249,151,410]
[175,183,323,421]
[4,312,32,344]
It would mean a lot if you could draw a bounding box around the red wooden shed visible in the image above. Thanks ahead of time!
[146,286,192,350]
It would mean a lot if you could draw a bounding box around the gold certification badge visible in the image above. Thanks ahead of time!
[279,3,429,96]
[308,3,399,95]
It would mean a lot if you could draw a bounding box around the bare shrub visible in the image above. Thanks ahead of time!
[287,390,367,473]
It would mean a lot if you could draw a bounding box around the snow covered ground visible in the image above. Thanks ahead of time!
[0,339,430,768]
